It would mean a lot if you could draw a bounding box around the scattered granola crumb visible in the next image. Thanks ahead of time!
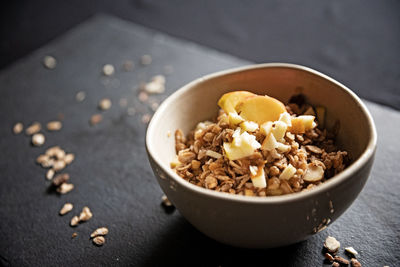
[324,253,334,262]
[57,183,74,194]
[64,153,75,165]
[79,206,93,222]
[46,169,55,180]
[144,75,166,94]
[52,160,66,172]
[102,64,115,76]
[140,54,152,65]
[345,247,358,257]
[90,227,109,238]
[334,256,349,265]
[13,122,23,134]
[46,121,62,131]
[90,114,103,126]
[138,91,148,102]
[43,55,57,69]
[52,173,70,187]
[70,215,79,227]
[122,60,134,71]
[72,232,78,238]
[163,65,174,75]
[98,98,112,111]
[161,195,173,207]
[332,262,340,267]
[324,236,340,254]
[127,107,136,116]
[76,91,86,102]
[350,258,361,267]
[119,98,128,108]
[32,133,45,146]
[93,236,105,246]
[25,122,41,135]
[141,114,151,124]
[59,203,73,215]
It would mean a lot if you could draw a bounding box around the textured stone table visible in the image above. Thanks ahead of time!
[0,15,398,266]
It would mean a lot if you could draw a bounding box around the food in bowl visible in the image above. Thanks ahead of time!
[171,90,348,196]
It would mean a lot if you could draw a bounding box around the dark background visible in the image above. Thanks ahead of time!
[1,0,399,109]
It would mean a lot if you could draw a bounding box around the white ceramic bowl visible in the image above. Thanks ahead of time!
[146,63,377,248]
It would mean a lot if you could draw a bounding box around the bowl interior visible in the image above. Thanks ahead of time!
[148,64,373,195]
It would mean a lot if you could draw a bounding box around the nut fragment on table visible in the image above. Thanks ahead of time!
[46,121,62,131]
[32,133,45,146]
[70,215,79,227]
[324,236,340,254]
[324,252,334,262]
[345,247,358,257]
[59,203,73,215]
[25,122,41,135]
[13,122,23,134]
[90,114,103,126]
[102,64,115,76]
[92,236,105,246]
[350,258,361,267]
[334,256,349,265]
[140,54,152,65]
[57,183,74,194]
[98,98,112,110]
[76,91,86,102]
[71,232,78,238]
[52,173,70,186]
[79,206,93,222]
[42,55,57,69]
[90,227,109,238]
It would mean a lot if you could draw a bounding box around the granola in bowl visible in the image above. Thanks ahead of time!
[172,91,348,197]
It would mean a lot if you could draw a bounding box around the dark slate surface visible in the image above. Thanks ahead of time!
[0,15,399,266]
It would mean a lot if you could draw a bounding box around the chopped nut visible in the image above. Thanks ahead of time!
[46,169,55,180]
[52,173,70,186]
[140,54,152,65]
[138,91,148,102]
[90,227,109,238]
[13,122,23,134]
[70,216,79,226]
[32,133,45,146]
[76,91,86,102]
[53,160,66,172]
[90,114,103,126]
[161,195,173,207]
[98,98,112,111]
[102,64,115,76]
[57,183,74,194]
[141,114,151,124]
[350,258,361,267]
[79,206,93,222]
[42,55,57,69]
[324,236,340,254]
[122,60,134,71]
[59,203,73,215]
[345,247,358,257]
[72,232,78,238]
[332,262,340,267]
[324,253,334,262]
[46,121,62,131]
[25,122,41,135]
[334,256,349,265]
[64,153,75,165]
[93,236,105,246]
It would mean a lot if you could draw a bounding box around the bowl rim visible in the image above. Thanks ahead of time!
[146,63,377,205]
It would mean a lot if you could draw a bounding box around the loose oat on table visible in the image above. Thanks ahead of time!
[324,236,341,254]
[140,54,152,65]
[99,98,112,111]
[46,121,62,131]
[59,203,73,215]
[46,169,55,180]
[90,227,109,238]
[64,153,75,165]
[79,206,93,222]
[25,122,41,135]
[70,215,79,227]
[144,75,166,94]
[345,247,358,257]
[102,64,115,76]
[13,122,23,134]
[93,236,105,246]
[57,183,74,194]
[350,258,361,267]
[76,91,86,102]
[90,114,103,126]
[32,133,45,146]
[42,55,57,69]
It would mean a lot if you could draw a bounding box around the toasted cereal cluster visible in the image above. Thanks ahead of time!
[172,96,348,197]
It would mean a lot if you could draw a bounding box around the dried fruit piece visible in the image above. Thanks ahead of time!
[140,54,152,65]
[350,258,362,267]
[43,55,57,69]
[52,173,70,186]
[98,98,112,110]
[324,236,341,254]
[93,236,105,246]
[79,206,93,222]
[57,183,74,194]
[13,122,23,134]
[46,169,55,180]
[90,227,109,238]
[59,203,73,215]
[46,121,62,131]
[102,64,115,76]
[90,114,103,126]
[70,216,79,226]
[345,247,358,257]
[25,122,41,135]
[76,91,86,102]
[32,133,45,146]
[334,256,349,265]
